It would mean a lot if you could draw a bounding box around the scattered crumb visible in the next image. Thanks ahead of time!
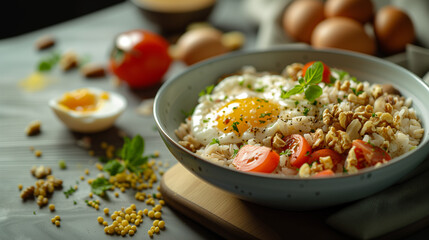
[34,150,43,158]
[31,165,52,179]
[26,120,41,136]
[35,35,56,50]
[59,51,78,71]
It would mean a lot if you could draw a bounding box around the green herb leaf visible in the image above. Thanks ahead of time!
[255,86,266,92]
[305,61,323,85]
[63,186,76,199]
[303,107,310,116]
[232,121,240,133]
[281,85,304,99]
[209,138,220,145]
[90,177,113,196]
[232,149,239,158]
[199,85,215,96]
[103,160,125,176]
[37,52,60,72]
[304,85,323,102]
[280,149,292,156]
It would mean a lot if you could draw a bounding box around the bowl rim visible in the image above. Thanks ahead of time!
[130,0,216,13]
[154,46,429,182]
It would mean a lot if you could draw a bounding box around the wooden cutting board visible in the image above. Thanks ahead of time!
[160,163,348,240]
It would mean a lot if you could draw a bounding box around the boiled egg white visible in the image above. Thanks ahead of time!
[49,87,126,133]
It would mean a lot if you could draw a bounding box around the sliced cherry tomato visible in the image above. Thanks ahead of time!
[233,145,279,173]
[352,139,391,169]
[309,149,343,166]
[109,29,172,89]
[283,134,312,168]
[313,169,335,177]
[302,61,331,84]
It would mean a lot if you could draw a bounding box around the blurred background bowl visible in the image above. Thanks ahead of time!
[154,46,429,210]
[130,0,216,33]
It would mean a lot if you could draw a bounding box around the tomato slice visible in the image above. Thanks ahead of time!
[309,149,343,166]
[352,139,391,169]
[283,134,312,168]
[313,169,335,177]
[233,145,279,173]
[302,61,331,84]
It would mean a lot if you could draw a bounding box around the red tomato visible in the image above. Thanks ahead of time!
[109,30,172,89]
[313,169,335,177]
[309,149,343,166]
[302,61,331,83]
[283,134,312,168]
[233,145,280,173]
[352,139,391,169]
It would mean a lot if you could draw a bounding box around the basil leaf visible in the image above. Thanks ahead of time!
[305,61,323,85]
[281,85,304,99]
[90,177,113,196]
[305,85,323,102]
[103,160,125,176]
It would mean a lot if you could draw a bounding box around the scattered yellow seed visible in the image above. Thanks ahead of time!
[103,221,108,226]
[84,169,90,175]
[125,207,132,214]
[143,208,149,215]
[89,192,93,198]
[159,200,165,205]
[153,151,160,157]
[131,225,137,232]
[51,218,56,224]
[154,204,162,211]
[80,176,85,181]
[34,150,42,157]
[87,179,94,184]
[49,204,55,212]
[54,215,61,221]
[97,216,104,223]
[103,208,109,215]
[121,230,126,236]
[74,185,78,190]
[121,220,128,226]
[137,210,143,216]
[120,187,125,193]
[135,220,141,226]
[18,184,23,190]
[55,220,60,227]
[148,230,153,237]
[158,220,165,229]
[130,203,136,210]
[114,192,119,198]
[155,192,162,199]
[148,210,155,218]
[154,226,160,233]
[153,220,159,227]
[154,211,162,219]
[129,230,135,236]
[95,199,100,204]
[111,214,118,220]
[95,204,99,210]
[95,163,103,171]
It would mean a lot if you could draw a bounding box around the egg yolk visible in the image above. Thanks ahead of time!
[58,88,99,112]
[216,97,280,136]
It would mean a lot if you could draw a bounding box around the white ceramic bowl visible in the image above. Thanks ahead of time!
[154,46,429,210]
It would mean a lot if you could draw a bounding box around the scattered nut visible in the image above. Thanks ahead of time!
[26,120,41,136]
[60,51,78,71]
[35,35,56,50]
[80,63,106,78]
[34,150,43,158]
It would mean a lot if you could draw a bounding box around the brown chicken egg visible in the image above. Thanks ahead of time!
[311,17,376,55]
[374,5,415,55]
[325,0,374,24]
[176,27,229,65]
[282,0,325,43]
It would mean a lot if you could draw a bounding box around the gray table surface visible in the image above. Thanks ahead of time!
[0,1,255,239]
[1,1,429,240]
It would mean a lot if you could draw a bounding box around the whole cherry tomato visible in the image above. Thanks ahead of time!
[109,30,172,89]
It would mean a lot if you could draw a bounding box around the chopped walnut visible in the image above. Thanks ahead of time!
[319,156,334,170]
[325,127,352,153]
[31,166,52,179]
[310,162,324,174]
[344,146,358,173]
[340,80,351,92]
[371,85,383,99]
[298,163,310,177]
[60,51,78,71]
[272,133,286,149]
[282,63,303,81]
[338,111,354,129]
[310,129,325,149]
[348,92,369,105]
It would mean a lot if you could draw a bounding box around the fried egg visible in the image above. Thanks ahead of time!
[190,69,319,145]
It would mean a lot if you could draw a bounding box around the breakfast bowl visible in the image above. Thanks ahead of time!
[130,0,216,33]
[154,46,429,210]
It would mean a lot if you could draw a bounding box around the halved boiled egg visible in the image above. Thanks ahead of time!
[49,87,126,133]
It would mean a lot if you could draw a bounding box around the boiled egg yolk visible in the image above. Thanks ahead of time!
[58,88,109,112]
[216,97,280,136]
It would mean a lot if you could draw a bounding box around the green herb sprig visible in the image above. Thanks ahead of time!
[90,177,113,196]
[281,61,324,102]
[37,51,60,72]
[63,186,76,199]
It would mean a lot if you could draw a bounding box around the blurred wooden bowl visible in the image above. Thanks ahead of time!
[130,0,216,33]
